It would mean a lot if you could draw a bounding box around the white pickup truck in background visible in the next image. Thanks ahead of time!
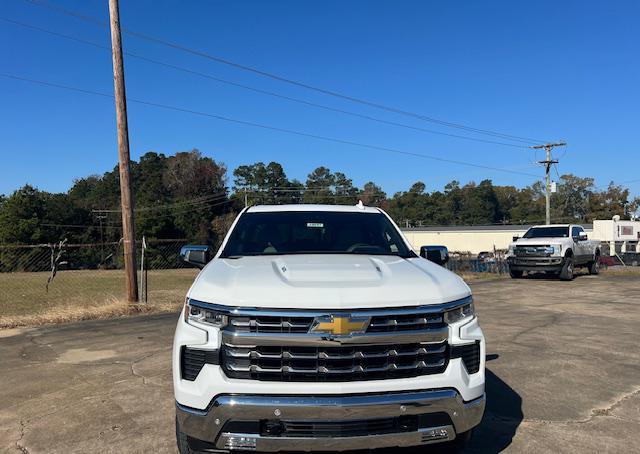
[506,224,601,280]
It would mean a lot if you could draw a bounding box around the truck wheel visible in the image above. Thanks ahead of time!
[559,257,574,281]
[588,255,600,275]
[509,269,523,279]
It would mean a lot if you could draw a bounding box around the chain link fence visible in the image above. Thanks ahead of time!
[0,238,198,327]
[446,251,509,275]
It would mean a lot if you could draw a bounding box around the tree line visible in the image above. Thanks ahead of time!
[1,149,638,249]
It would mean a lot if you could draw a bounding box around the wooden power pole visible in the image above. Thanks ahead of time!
[530,142,566,225]
[108,0,138,302]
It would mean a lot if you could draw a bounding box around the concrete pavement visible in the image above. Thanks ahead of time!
[1,273,639,453]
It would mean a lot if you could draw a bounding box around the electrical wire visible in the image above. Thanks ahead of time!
[0,72,543,179]
[91,192,229,213]
[21,0,548,145]
[0,16,532,150]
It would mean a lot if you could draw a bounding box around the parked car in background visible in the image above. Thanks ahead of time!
[506,224,601,280]
[476,251,496,263]
[173,204,485,453]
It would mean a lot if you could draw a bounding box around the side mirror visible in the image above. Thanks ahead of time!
[512,235,520,242]
[420,245,450,266]
[180,245,211,268]
[578,232,588,241]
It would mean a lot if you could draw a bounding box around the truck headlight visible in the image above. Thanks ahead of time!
[552,245,562,256]
[444,298,475,324]
[185,300,228,327]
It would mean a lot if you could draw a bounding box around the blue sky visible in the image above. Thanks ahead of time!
[1,0,638,197]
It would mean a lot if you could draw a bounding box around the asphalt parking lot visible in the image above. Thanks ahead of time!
[1,273,639,453]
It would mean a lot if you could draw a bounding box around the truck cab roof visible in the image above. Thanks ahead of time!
[246,203,381,214]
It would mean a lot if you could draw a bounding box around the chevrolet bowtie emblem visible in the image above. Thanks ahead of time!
[310,315,370,336]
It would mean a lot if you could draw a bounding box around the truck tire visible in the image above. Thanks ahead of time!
[588,254,600,275]
[559,256,574,281]
[509,269,523,279]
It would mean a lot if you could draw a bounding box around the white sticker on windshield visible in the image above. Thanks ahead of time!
[306,222,324,228]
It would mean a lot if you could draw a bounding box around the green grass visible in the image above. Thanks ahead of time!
[0,268,198,328]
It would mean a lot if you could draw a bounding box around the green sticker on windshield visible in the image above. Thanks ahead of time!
[307,222,324,228]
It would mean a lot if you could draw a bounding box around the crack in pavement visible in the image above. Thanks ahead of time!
[15,419,28,454]
[129,350,167,385]
[510,312,562,344]
[487,386,640,427]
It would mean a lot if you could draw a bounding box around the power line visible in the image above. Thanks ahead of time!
[22,0,547,145]
[0,72,543,179]
[151,197,234,218]
[91,192,229,213]
[0,16,530,150]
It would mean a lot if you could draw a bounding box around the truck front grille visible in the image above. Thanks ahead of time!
[514,246,552,257]
[228,313,445,334]
[221,342,449,382]
[278,416,417,437]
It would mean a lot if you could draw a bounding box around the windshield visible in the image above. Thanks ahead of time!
[523,226,569,238]
[220,211,414,258]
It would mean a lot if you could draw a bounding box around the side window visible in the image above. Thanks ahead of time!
[571,226,583,238]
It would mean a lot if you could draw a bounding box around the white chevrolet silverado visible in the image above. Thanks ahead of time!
[173,204,485,453]
[506,224,601,280]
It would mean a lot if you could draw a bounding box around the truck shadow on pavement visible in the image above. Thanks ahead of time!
[462,365,523,453]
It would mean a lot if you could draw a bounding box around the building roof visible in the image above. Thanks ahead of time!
[403,224,593,232]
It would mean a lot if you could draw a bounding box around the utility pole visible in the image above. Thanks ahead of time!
[530,142,566,225]
[108,0,138,302]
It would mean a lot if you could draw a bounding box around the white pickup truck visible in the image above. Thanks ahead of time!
[506,224,601,280]
[173,204,485,453]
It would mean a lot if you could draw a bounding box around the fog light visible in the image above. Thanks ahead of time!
[223,435,257,450]
[421,427,450,442]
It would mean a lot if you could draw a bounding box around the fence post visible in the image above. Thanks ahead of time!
[139,236,147,303]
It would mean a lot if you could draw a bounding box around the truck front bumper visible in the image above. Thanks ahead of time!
[508,256,565,272]
[176,389,485,452]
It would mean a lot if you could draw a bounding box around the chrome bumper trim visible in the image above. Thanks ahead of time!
[176,390,485,449]
[218,425,455,451]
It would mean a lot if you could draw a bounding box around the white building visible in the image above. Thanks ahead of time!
[401,224,595,255]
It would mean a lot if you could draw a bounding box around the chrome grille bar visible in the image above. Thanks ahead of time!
[222,328,449,347]
[225,359,447,375]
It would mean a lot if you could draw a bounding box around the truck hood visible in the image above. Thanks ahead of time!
[188,254,470,309]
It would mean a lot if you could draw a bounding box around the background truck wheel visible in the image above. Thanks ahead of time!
[559,257,574,281]
[588,255,600,275]
[509,269,523,279]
